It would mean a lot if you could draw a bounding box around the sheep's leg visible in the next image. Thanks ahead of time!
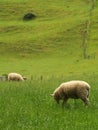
[56,99,60,104]
[81,98,89,106]
[85,98,90,105]
[62,97,68,107]
[79,89,90,106]
[55,98,60,104]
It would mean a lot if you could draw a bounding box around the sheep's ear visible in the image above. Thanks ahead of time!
[50,94,54,97]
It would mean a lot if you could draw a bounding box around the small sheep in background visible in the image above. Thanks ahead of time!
[7,72,27,81]
[51,80,90,106]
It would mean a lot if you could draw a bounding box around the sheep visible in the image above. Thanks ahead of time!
[51,80,90,106]
[7,72,26,81]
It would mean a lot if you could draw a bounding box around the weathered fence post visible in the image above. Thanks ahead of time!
[81,0,96,59]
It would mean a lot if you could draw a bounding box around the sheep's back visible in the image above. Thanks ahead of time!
[8,73,24,81]
[57,80,90,98]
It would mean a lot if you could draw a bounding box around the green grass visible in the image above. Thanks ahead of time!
[0,77,98,130]
[0,0,98,129]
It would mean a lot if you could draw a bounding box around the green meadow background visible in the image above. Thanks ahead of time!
[0,0,98,129]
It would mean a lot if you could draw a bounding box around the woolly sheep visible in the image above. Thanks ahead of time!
[7,73,26,81]
[51,80,90,106]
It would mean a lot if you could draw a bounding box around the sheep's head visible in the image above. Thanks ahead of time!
[23,77,27,80]
[50,93,60,104]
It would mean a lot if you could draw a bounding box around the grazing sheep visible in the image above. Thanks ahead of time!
[51,80,90,106]
[7,73,26,81]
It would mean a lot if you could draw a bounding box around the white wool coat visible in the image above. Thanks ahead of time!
[8,73,24,81]
[51,80,90,106]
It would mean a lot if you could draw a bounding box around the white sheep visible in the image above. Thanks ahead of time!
[51,80,90,106]
[7,72,26,81]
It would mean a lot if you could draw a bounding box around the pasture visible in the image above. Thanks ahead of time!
[0,77,98,130]
[0,0,98,129]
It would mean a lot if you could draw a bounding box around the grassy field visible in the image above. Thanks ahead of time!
[0,78,98,130]
[0,0,98,129]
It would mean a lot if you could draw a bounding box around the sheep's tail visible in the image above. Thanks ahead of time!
[50,93,54,97]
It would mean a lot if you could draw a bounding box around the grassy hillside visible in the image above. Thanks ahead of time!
[0,0,98,78]
[0,0,93,57]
